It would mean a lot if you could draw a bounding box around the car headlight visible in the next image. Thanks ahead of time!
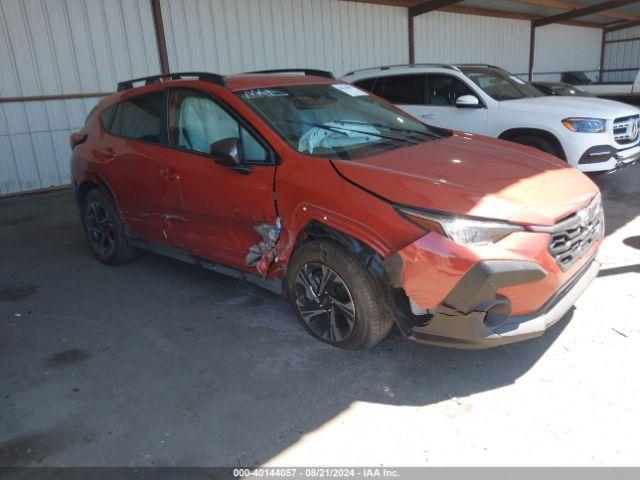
[562,117,606,133]
[396,207,524,246]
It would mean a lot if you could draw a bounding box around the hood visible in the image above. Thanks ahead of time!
[499,96,640,118]
[332,133,599,226]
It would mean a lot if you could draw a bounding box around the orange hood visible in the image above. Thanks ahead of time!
[332,133,599,226]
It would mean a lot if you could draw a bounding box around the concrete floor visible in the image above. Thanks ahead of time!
[1,167,639,467]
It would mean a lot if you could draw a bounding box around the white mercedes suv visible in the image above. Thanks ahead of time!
[342,64,640,173]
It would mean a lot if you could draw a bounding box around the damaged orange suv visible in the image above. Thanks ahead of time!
[71,70,603,350]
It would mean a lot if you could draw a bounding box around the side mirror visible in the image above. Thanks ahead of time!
[455,95,481,109]
[210,138,253,174]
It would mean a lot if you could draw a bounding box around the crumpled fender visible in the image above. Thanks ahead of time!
[278,203,396,266]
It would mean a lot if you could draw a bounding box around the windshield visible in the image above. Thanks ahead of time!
[459,67,544,101]
[236,83,446,159]
[553,84,594,97]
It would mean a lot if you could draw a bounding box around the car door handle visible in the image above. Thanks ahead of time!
[421,114,435,119]
[160,168,180,181]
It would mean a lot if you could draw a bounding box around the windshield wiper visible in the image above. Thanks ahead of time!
[332,120,442,140]
[284,119,420,145]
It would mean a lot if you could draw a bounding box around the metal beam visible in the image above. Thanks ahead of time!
[150,0,170,75]
[599,28,606,82]
[512,0,640,23]
[532,0,639,28]
[409,0,464,17]
[0,92,111,104]
[340,1,418,6]
[529,24,536,81]
[442,5,601,27]
[408,13,415,64]
[604,19,640,32]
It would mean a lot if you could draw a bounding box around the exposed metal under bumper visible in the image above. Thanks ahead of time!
[409,258,600,349]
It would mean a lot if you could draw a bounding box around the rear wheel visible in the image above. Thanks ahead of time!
[82,189,140,265]
[287,240,393,350]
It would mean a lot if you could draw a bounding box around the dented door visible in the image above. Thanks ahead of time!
[161,88,277,270]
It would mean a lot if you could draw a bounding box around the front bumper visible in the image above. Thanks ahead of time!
[577,143,640,173]
[408,257,600,349]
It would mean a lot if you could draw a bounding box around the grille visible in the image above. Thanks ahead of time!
[613,115,640,145]
[542,195,604,271]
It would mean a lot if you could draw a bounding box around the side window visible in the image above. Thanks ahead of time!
[426,75,474,106]
[110,92,163,143]
[168,90,268,163]
[376,75,426,105]
[353,78,383,96]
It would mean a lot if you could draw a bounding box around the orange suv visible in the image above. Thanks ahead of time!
[70,70,603,350]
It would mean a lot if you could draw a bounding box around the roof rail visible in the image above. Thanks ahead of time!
[454,64,504,70]
[117,72,226,92]
[244,68,335,79]
[343,63,459,76]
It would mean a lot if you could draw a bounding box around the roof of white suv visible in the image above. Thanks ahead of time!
[342,63,504,78]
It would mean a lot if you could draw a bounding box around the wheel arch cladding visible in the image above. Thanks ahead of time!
[499,127,566,160]
[294,221,386,279]
[75,175,117,208]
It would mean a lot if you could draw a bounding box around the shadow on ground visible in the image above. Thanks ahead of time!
[591,166,640,237]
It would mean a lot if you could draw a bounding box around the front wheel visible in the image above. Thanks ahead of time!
[286,240,393,350]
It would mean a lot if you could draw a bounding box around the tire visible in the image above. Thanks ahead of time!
[286,239,393,350]
[512,135,562,159]
[81,189,141,265]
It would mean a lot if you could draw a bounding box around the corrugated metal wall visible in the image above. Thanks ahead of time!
[413,11,530,73]
[532,24,602,82]
[161,0,408,76]
[0,0,160,196]
[603,26,640,83]
[413,11,602,82]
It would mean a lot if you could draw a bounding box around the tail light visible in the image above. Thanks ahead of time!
[70,132,87,149]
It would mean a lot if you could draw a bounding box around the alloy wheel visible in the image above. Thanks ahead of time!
[294,262,356,342]
[85,200,116,258]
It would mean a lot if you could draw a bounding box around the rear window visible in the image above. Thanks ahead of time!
[355,75,426,105]
[108,92,164,143]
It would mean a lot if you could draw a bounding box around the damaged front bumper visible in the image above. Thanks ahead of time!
[402,257,599,349]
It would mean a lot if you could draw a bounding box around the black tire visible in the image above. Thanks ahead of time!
[286,239,393,350]
[512,135,562,159]
[81,189,140,265]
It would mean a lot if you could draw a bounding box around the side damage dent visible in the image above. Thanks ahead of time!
[246,217,282,278]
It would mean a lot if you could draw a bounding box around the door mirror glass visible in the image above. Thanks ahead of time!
[211,138,253,174]
[455,95,481,108]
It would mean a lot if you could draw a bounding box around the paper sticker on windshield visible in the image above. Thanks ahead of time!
[510,75,526,85]
[331,84,368,97]
[241,89,289,98]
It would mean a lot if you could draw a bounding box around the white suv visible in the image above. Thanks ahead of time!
[342,64,640,173]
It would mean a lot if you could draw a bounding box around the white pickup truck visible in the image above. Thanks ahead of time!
[561,70,640,103]
[342,64,640,173]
